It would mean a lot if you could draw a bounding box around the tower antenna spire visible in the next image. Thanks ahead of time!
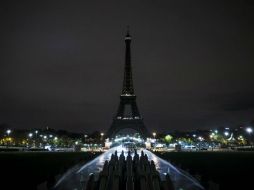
[127,25,130,35]
[122,25,133,94]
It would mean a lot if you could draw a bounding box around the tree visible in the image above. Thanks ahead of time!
[164,135,173,145]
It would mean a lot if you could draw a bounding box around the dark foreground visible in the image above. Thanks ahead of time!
[1,151,253,190]
[0,151,100,190]
[55,146,203,190]
[155,151,254,190]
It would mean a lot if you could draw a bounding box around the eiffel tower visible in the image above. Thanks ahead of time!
[107,31,149,138]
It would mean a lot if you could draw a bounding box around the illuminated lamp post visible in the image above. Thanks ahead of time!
[28,133,33,147]
[6,129,12,147]
[35,130,38,147]
[246,127,253,148]
[84,134,88,143]
[152,132,156,148]
[6,129,11,136]
[100,133,104,147]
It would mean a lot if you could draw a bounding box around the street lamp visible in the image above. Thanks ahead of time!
[152,132,156,139]
[28,133,33,147]
[6,129,11,136]
[34,131,38,147]
[6,129,12,147]
[246,127,253,147]
[100,132,104,144]
[152,132,157,149]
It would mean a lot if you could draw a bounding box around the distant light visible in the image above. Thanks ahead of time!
[75,141,79,145]
[193,134,196,137]
[45,145,51,151]
[100,133,104,136]
[153,132,156,137]
[6,129,12,135]
[54,137,58,140]
[43,135,47,139]
[28,133,33,138]
[214,130,218,134]
[49,134,53,138]
[225,128,230,130]
[35,130,38,134]
[246,127,253,134]
[224,132,229,136]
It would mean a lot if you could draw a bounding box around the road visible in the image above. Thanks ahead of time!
[54,146,204,190]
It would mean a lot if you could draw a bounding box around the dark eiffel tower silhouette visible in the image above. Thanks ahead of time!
[107,31,149,138]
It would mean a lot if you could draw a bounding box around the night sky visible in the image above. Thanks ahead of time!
[1,1,254,133]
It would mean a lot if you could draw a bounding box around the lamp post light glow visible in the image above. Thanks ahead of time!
[246,127,253,134]
[224,131,229,136]
[246,127,253,147]
[6,129,12,147]
[152,132,157,148]
[28,133,33,147]
[6,129,11,136]
[152,132,156,139]
[100,133,104,144]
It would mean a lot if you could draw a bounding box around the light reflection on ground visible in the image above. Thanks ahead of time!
[54,145,204,190]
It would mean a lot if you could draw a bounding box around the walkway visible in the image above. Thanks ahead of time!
[54,146,204,190]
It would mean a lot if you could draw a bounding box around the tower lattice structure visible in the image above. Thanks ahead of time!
[107,31,149,138]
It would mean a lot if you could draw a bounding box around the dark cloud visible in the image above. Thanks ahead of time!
[0,0,254,133]
[223,102,254,112]
[222,93,254,111]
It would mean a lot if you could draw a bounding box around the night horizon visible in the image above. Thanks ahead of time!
[1,2,254,190]
[1,1,254,134]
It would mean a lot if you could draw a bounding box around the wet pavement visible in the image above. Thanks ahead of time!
[54,146,204,190]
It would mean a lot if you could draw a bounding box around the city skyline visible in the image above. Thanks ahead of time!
[1,1,254,133]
